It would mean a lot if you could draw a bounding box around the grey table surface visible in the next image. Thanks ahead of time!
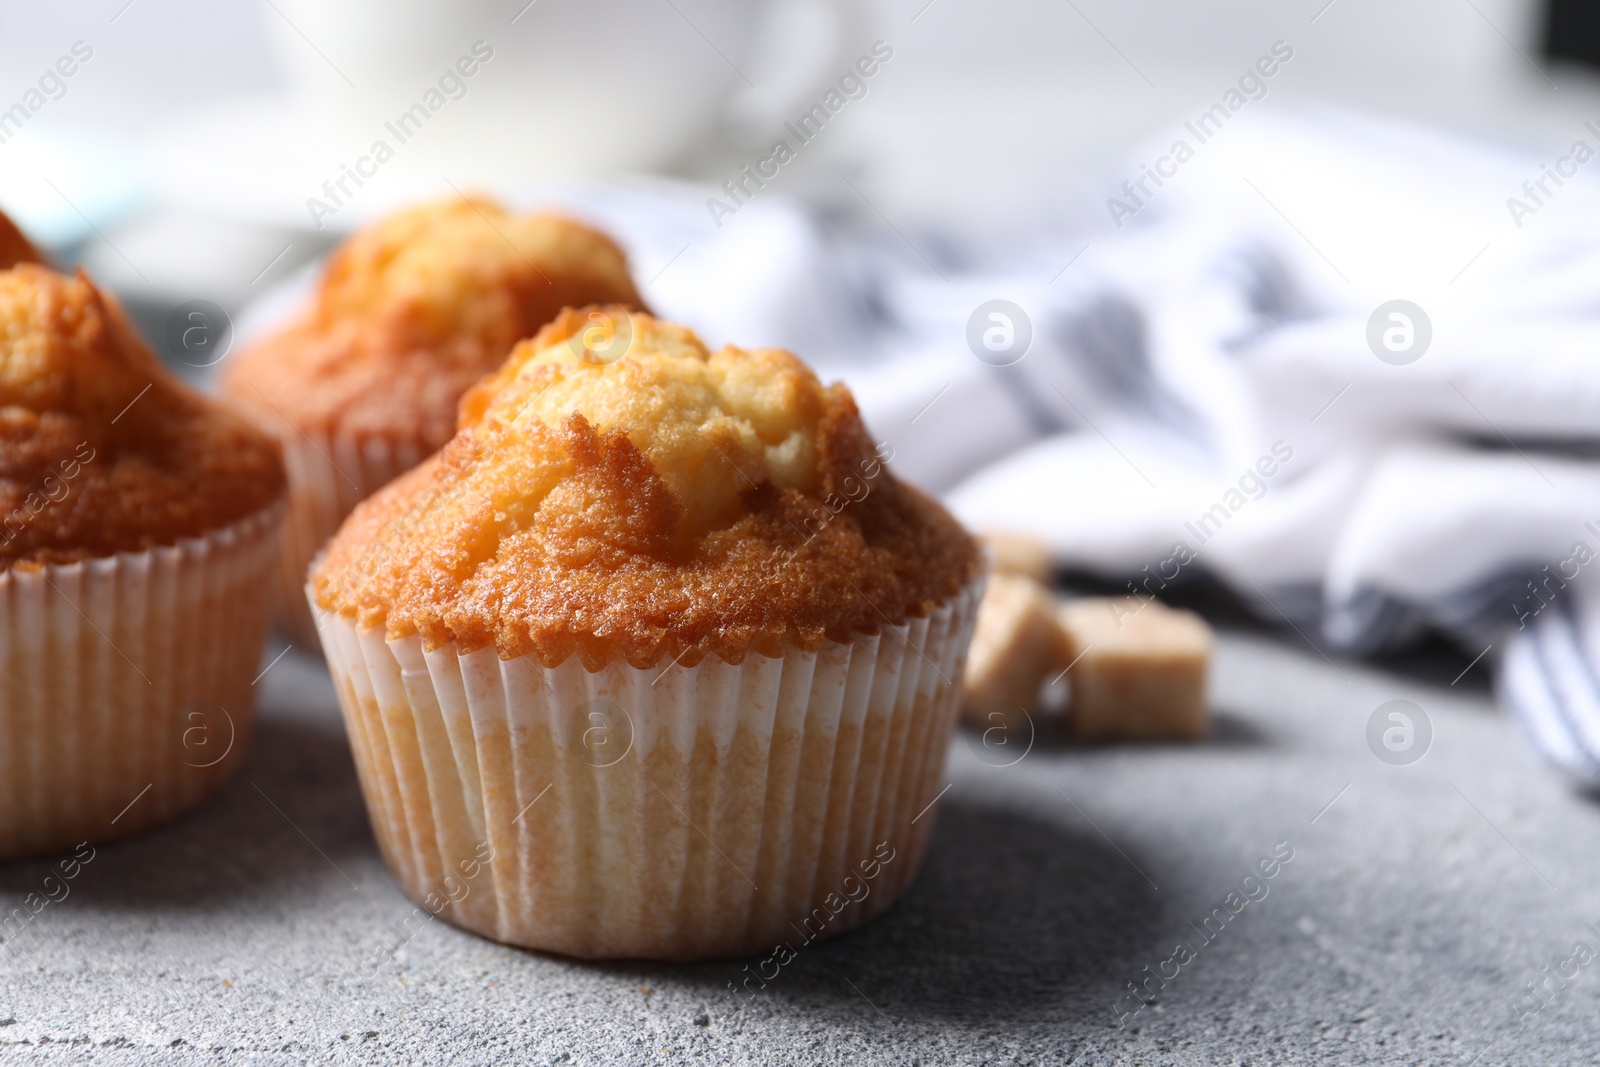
[0,622,1595,1066]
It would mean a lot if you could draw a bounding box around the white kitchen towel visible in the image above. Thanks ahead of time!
[242,104,1600,788]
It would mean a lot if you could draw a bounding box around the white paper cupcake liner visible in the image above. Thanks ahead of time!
[0,500,284,859]
[275,431,426,648]
[313,576,984,961]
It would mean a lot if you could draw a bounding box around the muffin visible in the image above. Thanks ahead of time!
[221,197,646,647]
[311,308,983,961]
[0,210,42,269]
[0,265,286,858]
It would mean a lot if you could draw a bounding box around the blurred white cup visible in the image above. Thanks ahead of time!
[262,0,871,182]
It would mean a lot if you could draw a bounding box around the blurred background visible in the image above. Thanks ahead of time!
[0,0,1593,342]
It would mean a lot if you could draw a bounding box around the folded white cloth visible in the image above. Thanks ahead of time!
[256,106,1600,788]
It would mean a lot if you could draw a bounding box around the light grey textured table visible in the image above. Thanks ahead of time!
[1,621,1596,1065]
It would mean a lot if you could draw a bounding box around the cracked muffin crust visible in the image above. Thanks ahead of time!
[221,196,646,448]
[217,196,646,643]
[313,308,980,668]
[0,264,284,565]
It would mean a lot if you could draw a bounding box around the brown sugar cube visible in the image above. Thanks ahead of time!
[962,574,1067,722]
[981,531,1055,584]
[1056,597,1211,740]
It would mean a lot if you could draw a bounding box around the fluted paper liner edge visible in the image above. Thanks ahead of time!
[314,576,984,961]
[274,430,425,648]
[0,501,284,859]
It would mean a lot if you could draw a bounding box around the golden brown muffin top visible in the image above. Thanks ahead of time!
[0,211,42,270]
[314,309,980,668]
[220,197,645,448]
[0,265,285,566]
